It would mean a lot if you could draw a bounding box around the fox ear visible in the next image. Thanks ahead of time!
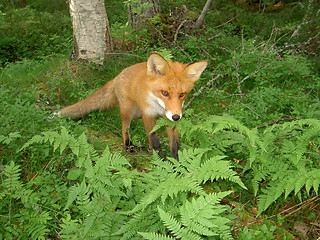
[147,53,169,77]
[184,61,208,82]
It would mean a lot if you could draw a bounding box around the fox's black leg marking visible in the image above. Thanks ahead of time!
[150,132,165,159]
[171,138,179,160]
[124,131,136,152]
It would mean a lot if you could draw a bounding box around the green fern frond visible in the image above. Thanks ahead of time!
[178,148,210,168]
[24,211,52,240]
[258,168,320,215]
[151,117,176,134]
[0,132,21,145]
[194,115,259,145]
[99,147,130,167]
[139,232,176,240]
[158,206,202,240]
[158,207,184,238]
[114,206,160,239]
[190,115,260,166]
[192,155,247,189]
[60,214,82,239]
[257,182,285,215]
[131,175,204,213]
[64,180,92,209]
[1,161,22,193]
[180,191,233,239]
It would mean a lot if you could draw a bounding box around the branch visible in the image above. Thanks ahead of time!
[184,73,223,110]
[255,117,298,129]
[194,0,213,29]
[174,20,187,43]
[290,0,314,39]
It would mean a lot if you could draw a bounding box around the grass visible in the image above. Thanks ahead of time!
[1,48,319,240]
[1,0,320,238]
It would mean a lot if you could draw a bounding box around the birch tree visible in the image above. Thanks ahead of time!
[69,0,113,64]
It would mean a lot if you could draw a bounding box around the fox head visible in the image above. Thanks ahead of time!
[147,53,207,122]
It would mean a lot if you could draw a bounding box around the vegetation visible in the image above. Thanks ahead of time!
[0,0,319,239]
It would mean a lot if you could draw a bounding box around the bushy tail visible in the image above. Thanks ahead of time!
[59,80,118,118]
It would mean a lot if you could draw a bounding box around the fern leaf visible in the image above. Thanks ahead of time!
[0,132,21,144]
[139,232,176,240]
[180,192,232,238]
[158,206,201,240]
[131,174,204,213]
[25,211,51,240]
[259,168,320,215]
[158,206,181,230]
[313,178,319,194]
[1,161,22,192]
[59,126,71,154]
[193,156,247,189]
[64,181,91,209]
[19,134,44,151]
[257,184,284,215]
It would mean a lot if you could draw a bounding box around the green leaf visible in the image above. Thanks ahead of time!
[67,168,84,180]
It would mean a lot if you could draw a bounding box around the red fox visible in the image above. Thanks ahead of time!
[59,53,207,159]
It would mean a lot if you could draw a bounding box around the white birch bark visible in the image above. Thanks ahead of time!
[69,0,112,64]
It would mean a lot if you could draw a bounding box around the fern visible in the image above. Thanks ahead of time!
[20,126,97,162]
[1,161,22,195]
[0,161,54,239]
[131,174,205,213]
[139,232,176,240]
[154,192,233,240]
[180,191,233,239]
[252,119,320,214]
[0,132,21,145]
[23,211,52,240]
[257,168,320,215]
[187,154,247,189]
[158,206,202,240]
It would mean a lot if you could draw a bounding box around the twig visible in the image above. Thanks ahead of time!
[239,63,273,85]
[290,0,314,39]
[174,20,187,44]
[184,73,223,110]
[199,47,218,61]
[213,15,238,29]
[272,195,319,218]
[150,24,193,61]
[232,195,320,230]
[255,117,298,129]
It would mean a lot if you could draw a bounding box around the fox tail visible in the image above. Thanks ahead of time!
[59,80,118,118]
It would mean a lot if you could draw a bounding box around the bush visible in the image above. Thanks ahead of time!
[0,7,72,66]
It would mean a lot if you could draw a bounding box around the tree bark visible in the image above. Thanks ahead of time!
[21,0,26,7]
[127,0,160,26]
[194,0,213,29]
[69,0,113,64]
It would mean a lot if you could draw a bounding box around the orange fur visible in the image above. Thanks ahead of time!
[59,53,207,159]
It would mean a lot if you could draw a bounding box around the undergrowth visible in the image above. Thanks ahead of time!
[1,0,320,239]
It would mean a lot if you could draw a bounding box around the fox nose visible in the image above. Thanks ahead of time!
[172,114,180,121]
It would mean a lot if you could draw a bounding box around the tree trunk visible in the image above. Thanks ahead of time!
[21,0,26,7]
[69,0,113,64]
[127,0,160,26]
[194,0,213,29]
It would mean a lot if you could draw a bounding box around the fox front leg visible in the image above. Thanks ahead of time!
[166,126,179,160]
[142,114,165,159]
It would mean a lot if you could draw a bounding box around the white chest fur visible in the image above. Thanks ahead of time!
[144,92,166,117]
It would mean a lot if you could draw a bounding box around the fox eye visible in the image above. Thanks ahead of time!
[180,92,187,98]
[161,90,169,97]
